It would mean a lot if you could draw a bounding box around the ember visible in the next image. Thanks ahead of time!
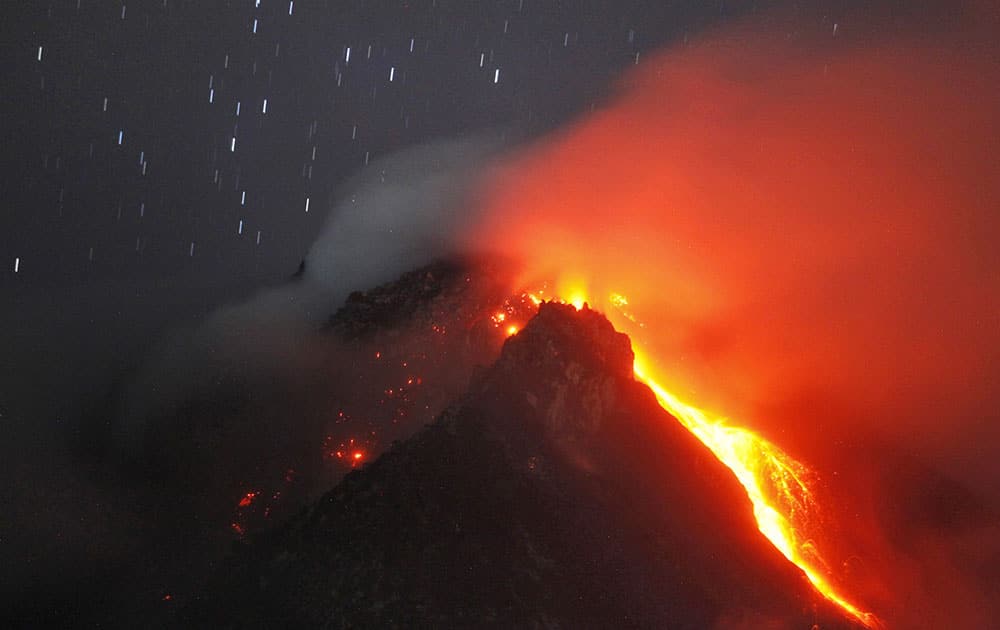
[237,491,257,508]
[325,435,375,468]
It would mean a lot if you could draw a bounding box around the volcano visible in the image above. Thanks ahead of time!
[187,299,859,628]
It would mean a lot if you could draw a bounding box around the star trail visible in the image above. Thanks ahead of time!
[6,0,716,291]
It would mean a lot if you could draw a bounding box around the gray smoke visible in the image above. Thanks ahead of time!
[116,133,506,451]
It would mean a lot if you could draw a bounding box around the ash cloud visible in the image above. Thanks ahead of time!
[460,4,1000,626]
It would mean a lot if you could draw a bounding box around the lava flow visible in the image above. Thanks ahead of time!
[521,290,880,628]
[631,359,879,628]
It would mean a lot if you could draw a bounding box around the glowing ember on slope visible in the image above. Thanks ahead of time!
[229,469,299,537]
[237,491,258,508]
[325,435,375,468]
[526,292,880,628]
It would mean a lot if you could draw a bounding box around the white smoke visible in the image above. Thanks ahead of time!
[116,133,506,450]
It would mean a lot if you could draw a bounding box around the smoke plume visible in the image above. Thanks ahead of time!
[118,134,503,444]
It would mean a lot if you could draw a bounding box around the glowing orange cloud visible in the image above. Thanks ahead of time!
[465,14,1000,628]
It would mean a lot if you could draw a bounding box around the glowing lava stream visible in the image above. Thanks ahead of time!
[528,292,881,628]
[633,363,880,628]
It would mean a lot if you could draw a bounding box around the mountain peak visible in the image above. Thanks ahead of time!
[189,295,855,629]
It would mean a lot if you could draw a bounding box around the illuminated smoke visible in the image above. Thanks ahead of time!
[462,10,1000,627]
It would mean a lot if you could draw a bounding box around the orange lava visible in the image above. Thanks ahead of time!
[632,358,880,628]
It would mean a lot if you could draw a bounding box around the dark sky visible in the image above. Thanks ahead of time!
[0,0,748,438]
[3,0,728,293]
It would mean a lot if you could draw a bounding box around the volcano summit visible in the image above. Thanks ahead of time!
[189,300,859,629]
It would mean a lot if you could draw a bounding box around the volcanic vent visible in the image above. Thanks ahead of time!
[191,301,860,628]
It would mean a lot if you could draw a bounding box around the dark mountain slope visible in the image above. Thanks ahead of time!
[190,302,854,629]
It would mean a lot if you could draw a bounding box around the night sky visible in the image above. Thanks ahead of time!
[4,0,995,626]
[0,1,747,427]
[5,0,723,290]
